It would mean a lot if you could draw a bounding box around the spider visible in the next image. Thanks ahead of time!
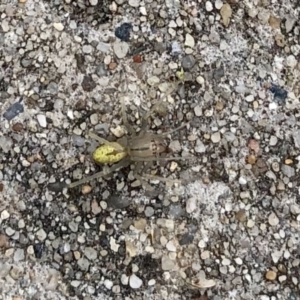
[67,73,192,191]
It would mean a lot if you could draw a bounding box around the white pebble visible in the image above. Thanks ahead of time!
[129,274,143,289]
[278,275,287,282]
[37,114,47,128]
[1,20,10,32]
[36,228,47,241]
[235,257,243,265]
[104,279,113,289]
[147,76,160,86]
[129,0,140,7]
[211,132,221,143]
[89,0,98,5]
[110,125,125,138]
[166,240,176,252]
[245,94,254,102]
[121,274,129,285]
[148,279,156,286]
[186,197,197,213]
[239,177,247,185]
[222,258,231,266]
[22,159,31,167]
[194,105,202,116]
[215,0,223,9]
[53,22,64,31]
[196,76,205,84]
[269,136,278,146]
[185,33,195,48]
[1,210,10,220]
[113,41,129,58]
[139,6,147,15]
[90,113,99,125]
[205,1,213,12]
[269,102,277,110]
[247,219,255,228]
[268,212,279,226]
[286,55,297,68]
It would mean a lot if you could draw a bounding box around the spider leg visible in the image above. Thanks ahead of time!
[159,122,190,137]
[133,161,182,190]
[89,131,125,152]
[133,162,154,191]
[141,174,181,184]
[119,93,136,135]
[67,158,131,189]
[132,156,194,162]
[118,69,136,135]
[140,101,164,130]
[88,132,111,144]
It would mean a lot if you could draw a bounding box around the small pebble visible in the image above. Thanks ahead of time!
[265,270,277,281]
[3,101,24,121]
[211,132,221,143]
[129,274,143,289]
[268,212,279,226]
[269,136,278,146]
[53,22,64,31]
[113,41,129,59]
[185,33,195,48]
[82,185,92,194]
[89,0,98,5]
[205,1,213,12]
[37,114,47,128]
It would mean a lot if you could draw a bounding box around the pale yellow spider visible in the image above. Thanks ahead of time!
[68,75,191,191]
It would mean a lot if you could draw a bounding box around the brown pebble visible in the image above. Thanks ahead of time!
[0,233,9,248]
[0,183,3,192]
[12,123,23,132]
[27,156,35,163]
[285,159,293,165]
[246,154,256,165]
[265,270,277,281]
[133,54,143,63]
[248,139,260,154]
[275,33,285,47]
[75,98,87,111]
[236,209,247,222]
[215,101,224,111]
[277,263,287,273]
[202,176,211,184]
[269,15,281,29]
[108,62,118,70]
[82,185,92,194]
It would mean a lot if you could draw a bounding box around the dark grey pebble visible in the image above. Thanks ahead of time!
[47,181,67,192]
[115,23,133,42]
[270,84,288,105]
[3,100,24,121]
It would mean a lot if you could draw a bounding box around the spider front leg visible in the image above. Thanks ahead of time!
[133,162,154,191]
[119,93,136,136]
[68,158,131,189]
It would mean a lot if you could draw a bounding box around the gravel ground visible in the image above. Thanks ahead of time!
[1,0,300,299]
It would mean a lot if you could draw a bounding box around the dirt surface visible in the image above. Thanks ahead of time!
[0,0,300,299]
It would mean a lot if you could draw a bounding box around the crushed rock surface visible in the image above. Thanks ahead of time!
[0,0,300,299]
